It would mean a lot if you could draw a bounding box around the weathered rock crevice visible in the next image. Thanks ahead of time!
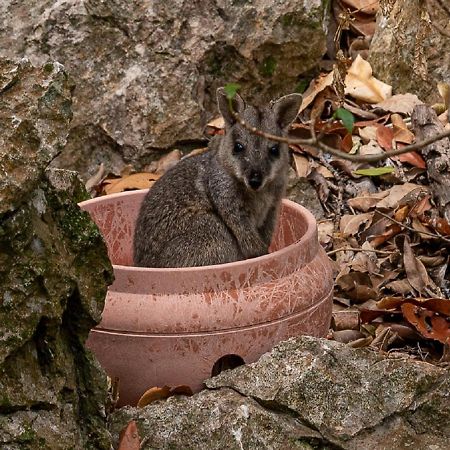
[109,336,450,449]
[0,58,113,449]
[0,0,328,180]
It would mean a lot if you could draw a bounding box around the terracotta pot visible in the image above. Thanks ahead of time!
[79,190,333,406]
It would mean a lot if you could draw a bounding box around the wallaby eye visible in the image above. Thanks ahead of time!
[269,144,280,157]
[233,142,245,154]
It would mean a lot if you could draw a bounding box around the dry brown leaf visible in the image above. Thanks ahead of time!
[332,310,361,331]
[418,255,446,267]
[299,72,334,113]
[345,55,392,103]
[368,223,402,248]
[371,325,398,350]
[401,303,450,344]
[347,191,389,212]
[394,205,410,222]
[409,195,432,217]
[315,164,334,179]
[377,322,421,341]
[332,329,365,343]
[372,268,399,290]
[419,215,450,236]
[207,116,225,129]
[104,172,160,195]
[359,307,402,323]
[376,125,394,150]
[347,336,373,347]
[403,237,431,294]
[358,125,378,143]
[340,133,354,153]
[169,385,194,397]
[343,101,378,119]
[374,94,423,115]
[318,220,334,245]
[340,213,373,237]
[412,218,434,240]
[118,420,140,450]
[378,296,450,316]
[376,183,423,209]
[391,114,415,144]
[396,148,427,169]
[350,13,377,38]
[359,140,383,156]
[336,272,378,302]
[350,242,379,273]
[342,0,379,14]
[383,279,414,295]
[293,154,310,178]
[137,385,171,408]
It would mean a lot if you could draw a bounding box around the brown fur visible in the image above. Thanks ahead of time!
[133,88,302,267]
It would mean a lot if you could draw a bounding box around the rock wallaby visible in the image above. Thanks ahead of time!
[133,88,302,268]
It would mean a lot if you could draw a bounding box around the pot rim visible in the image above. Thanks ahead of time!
[79,189,318,273]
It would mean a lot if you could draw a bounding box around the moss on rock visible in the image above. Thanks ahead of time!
[0,58,113,449]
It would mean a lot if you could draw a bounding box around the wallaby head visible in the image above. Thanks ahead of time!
[216,88,302,191]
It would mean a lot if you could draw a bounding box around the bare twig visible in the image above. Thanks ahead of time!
[377,210,450,243]
[231,110,450,163]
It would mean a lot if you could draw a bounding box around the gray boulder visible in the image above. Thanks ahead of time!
[0,58,113,449]
[0,0,327,179]
[369,0,450,103]
[110,336,450,449]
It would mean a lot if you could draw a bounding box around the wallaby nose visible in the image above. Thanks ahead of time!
[248,171,263,190]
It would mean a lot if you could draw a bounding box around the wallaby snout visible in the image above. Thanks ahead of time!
[248,170,263,190]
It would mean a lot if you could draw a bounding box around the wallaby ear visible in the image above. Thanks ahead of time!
[217,87,246,127]
[272,93,302,129]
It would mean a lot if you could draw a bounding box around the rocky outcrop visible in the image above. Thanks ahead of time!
[0,59,113,449]
[369,0,450,103]
[0,1,327,179]
[110,336,450,449]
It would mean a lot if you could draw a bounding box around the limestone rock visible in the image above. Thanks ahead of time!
[369,0,450,103]
[208,337,450,449]
[286,170,325,219]
[110,389,325,449]
[0,58,113,449]
[0,1,327,179]
[0,59,72,214]
[110,336,450,449]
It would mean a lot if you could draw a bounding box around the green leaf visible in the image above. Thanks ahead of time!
[333,108,355,133]
[353,167,395,177]
[224,83,241,100]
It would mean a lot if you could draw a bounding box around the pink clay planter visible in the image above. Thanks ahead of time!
[79,189,333,406]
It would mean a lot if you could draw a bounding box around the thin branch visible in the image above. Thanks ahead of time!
[377,211,450,243]
[327,247,393,256]
[231,110,450,162]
